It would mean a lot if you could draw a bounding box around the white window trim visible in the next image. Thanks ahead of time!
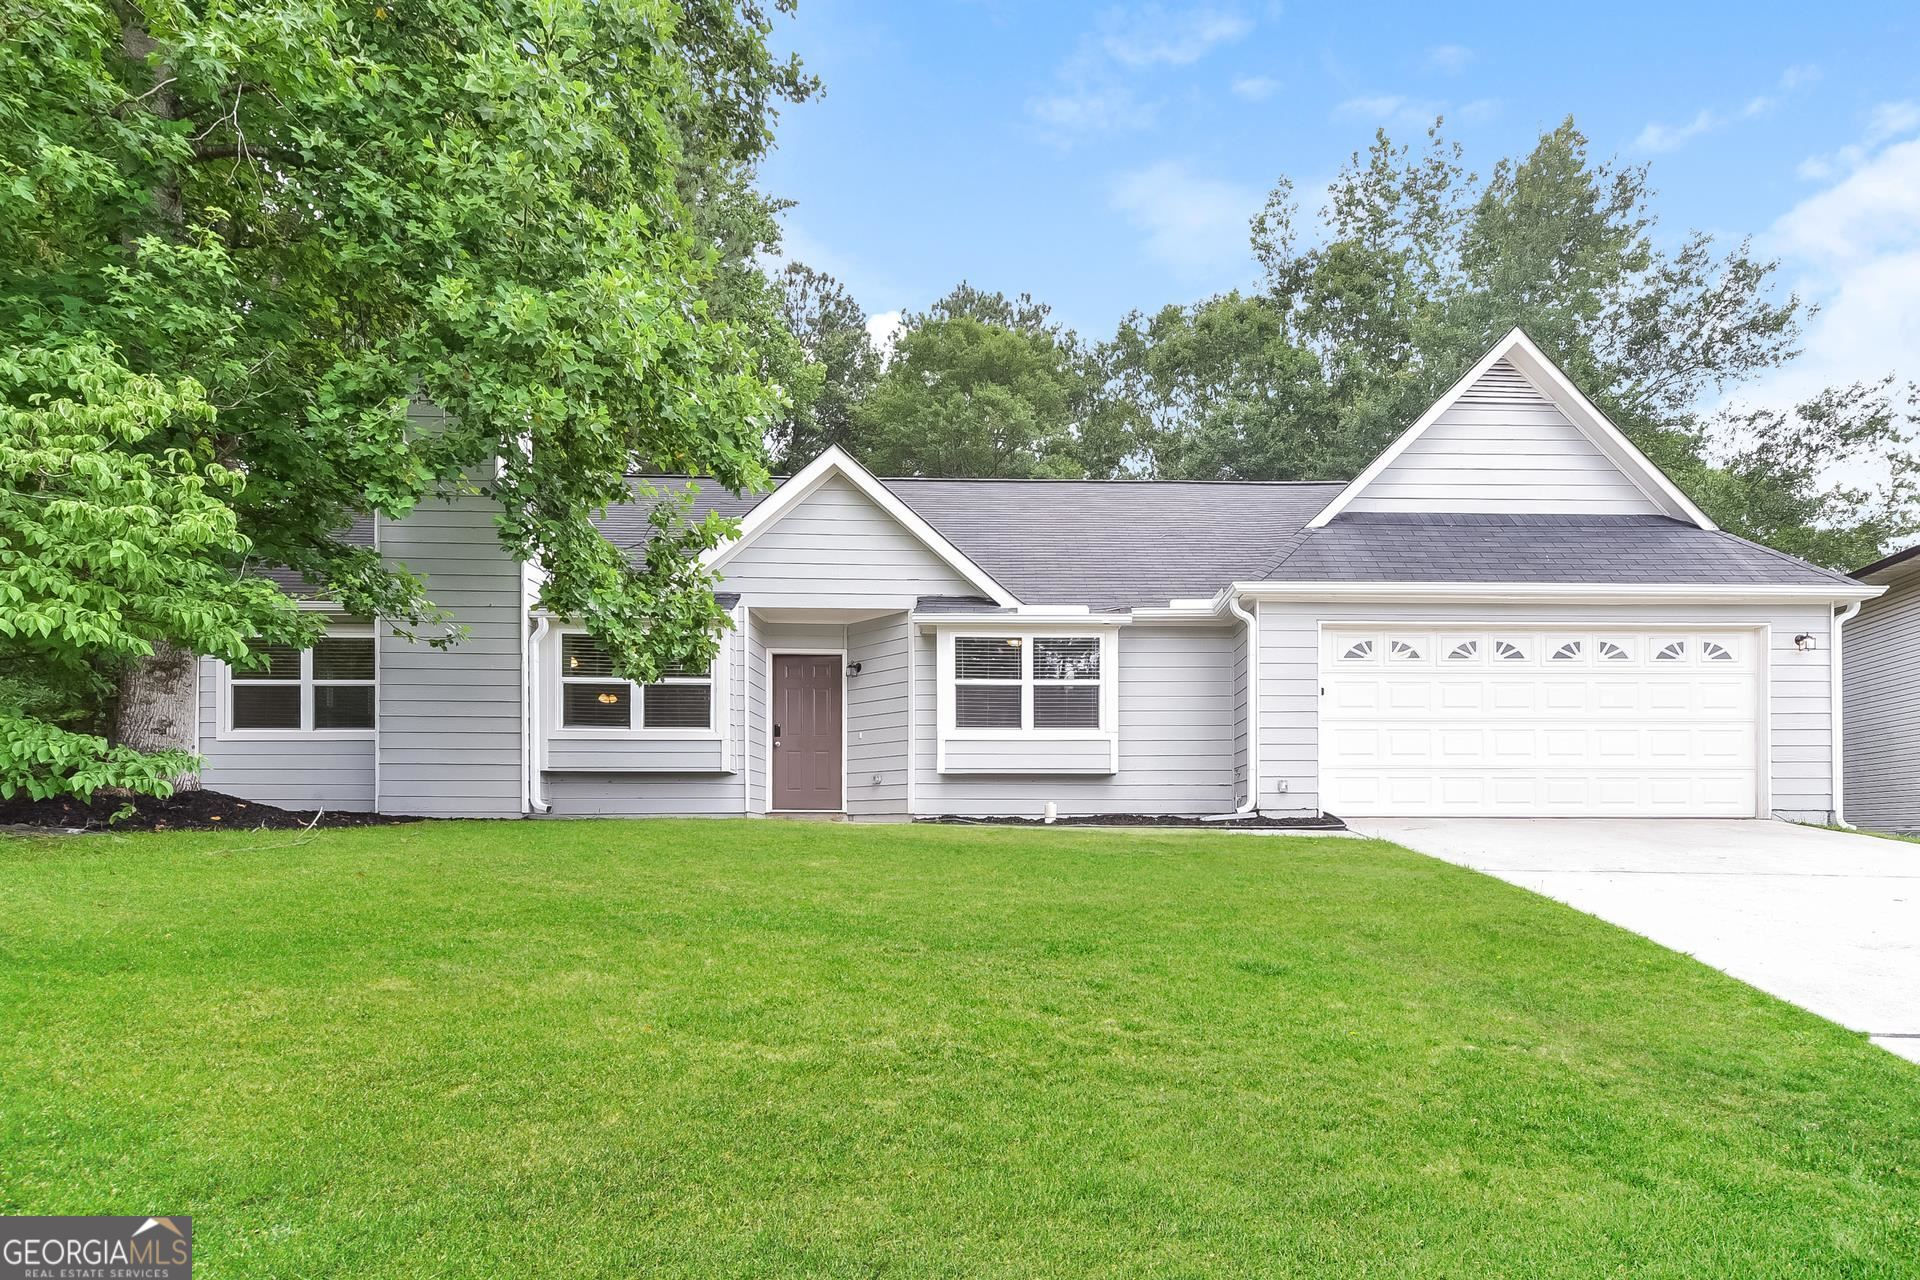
[217,623,377,742]
[935,627,1120,773]
[547,626,727,741]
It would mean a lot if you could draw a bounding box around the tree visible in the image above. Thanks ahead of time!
[855,284,1135,477]
[771,263,879,467]
[2,0,811,792]
[0,340,316,799]
[1117,119,1919,565]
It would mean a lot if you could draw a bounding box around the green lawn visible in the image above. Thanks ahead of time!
[3,821,1917,1277]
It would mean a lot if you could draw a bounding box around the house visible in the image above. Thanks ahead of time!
[1842,546,1920,832]
[197,329,1880,822]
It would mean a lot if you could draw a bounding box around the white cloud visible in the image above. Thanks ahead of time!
[1425,44,1473,74]
[1634,108,1720,153]
[1098,5,1252,68]
[1109,160,1261,281]
[865,310,905,358]
[1727,128,1920,461]
[1028,83,1156,135]
[1774,136,1920,266]
[1335,94,1441,129]
[1027,4,1253,142]
[1456,98,1499,124]
[1633,67,1811,154]
[1798,100,1920,181]
[1780,63,1822,91]
[1230,74,1281,101]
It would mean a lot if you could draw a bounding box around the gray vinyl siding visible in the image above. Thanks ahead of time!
[1843,574,1920,832]
[1347,359,1662,517]
[545,736,727,772]
[745,612,769,814]
[1255,600,1837,822]
[913,624,1239,817]
[376,488,525,818]
[942,739,1113,773]
[714,473,979,608]
[847,615,911,818]
[196,657,376,811]
[538,616,749,818]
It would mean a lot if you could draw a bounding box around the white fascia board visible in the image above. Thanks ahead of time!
[1230,580,1886,604]
[1127,604,1229,624]
[911,610,1128,628]
[1307,327,1717,531]
[701,446,1020,607]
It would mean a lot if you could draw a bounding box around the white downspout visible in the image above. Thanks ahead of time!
[1829,599,1862,829]
[1203,592,1260,819]
[526,615,552,814]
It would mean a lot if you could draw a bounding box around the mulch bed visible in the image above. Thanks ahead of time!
[918,813,1346,831]
[0,789,420,833]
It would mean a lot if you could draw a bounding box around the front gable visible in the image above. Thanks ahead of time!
[1311,330,1715,528]
[705,449,1019,609]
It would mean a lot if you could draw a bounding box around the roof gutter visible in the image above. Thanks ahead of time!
[1214,591,1260,819]
[525,614,551,815]
[1830,599,1863,829]
[1230,580,1886,605]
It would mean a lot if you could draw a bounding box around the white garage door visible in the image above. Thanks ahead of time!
[1321,627,1760,817]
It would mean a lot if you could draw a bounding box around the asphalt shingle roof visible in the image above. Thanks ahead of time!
[1268,513,1856,588]
[591,478,1851,608]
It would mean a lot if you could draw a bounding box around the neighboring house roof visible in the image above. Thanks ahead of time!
[1853,543,1920,583]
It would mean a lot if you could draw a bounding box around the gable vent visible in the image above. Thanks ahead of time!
[1454,358,1549,408]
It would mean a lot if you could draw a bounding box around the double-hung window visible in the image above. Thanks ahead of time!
[559,633,713,731]
[227,633,376,733]
[953,635,1104,731]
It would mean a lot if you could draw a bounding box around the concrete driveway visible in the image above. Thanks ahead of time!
[1348,818,1920,1063]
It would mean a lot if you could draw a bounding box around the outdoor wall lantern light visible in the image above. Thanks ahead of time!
[846,660,863,677]
[1794,633,1815,652]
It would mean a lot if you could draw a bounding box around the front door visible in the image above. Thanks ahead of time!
[772,654,842,811]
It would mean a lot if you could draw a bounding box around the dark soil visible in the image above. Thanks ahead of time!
[0,789,420,833]
[918,813,1346,831]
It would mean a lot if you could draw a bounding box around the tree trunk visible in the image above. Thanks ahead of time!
[112,8,197,788]
[114,642,202,789]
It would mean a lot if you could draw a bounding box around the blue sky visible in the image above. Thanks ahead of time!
[759,1,1920,417]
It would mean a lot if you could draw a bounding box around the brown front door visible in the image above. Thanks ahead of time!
[772,654,842,811]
